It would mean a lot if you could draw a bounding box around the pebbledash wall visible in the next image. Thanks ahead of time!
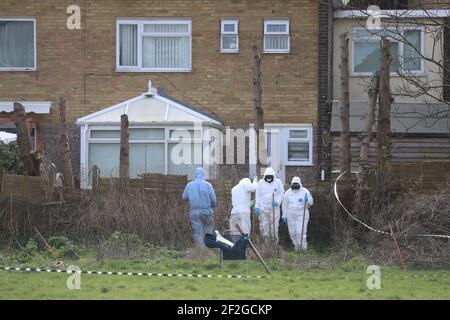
[0,0,326,186]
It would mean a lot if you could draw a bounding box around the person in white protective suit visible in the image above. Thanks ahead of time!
[229,177,258,237]
[282,176,313,250]
[255,167,284,240]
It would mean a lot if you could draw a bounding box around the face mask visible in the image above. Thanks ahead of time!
[291,184,300,190]
[264,175,274,183]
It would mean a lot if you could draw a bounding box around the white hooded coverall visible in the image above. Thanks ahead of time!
[282,177,313,250]
[255,167,284,240]
[229,177,258,235]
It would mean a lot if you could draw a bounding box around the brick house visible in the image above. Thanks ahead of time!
[0,0,334,188]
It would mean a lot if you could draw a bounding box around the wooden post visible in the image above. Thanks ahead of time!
[13,102,39,176]
[92,165,99,191]
[59,97,74,190]
[377,37,393,174]
[339,33,351,180]
[235,223,271,274]
[119,114,129,179]
[355,72,380,214]
[252,44,266,175]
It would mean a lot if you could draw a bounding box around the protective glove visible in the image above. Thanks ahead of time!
[272,201,279,207]
[282,216,288,223]
[249,199,256,207]
[304,193,309,202]
[255,208,261,216]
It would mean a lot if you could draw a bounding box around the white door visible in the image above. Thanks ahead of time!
[265,128,285,185]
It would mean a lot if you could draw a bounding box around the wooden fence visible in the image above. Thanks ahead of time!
[391,161,450,190]
[3,161,448,205]
[0,173,49,203]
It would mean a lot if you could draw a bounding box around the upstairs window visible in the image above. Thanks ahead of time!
[117,19,192,72]
[352,27,423,75]
[220,19,239,53]
[264,20,290,53]
[0,19,36,71]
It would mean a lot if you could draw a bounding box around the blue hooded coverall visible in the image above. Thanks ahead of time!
[182,167,217,247]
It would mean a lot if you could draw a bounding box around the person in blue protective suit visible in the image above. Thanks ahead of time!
[182,167,217,247]
[255,167,284,241]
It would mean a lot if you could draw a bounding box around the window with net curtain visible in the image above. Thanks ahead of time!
[352,28,422,74]
[0,20,35,69]
[89,128,202,178]
[118,20,191,71]
[264,20,290,53]
[221,20,238,53]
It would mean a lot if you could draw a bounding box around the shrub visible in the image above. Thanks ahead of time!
[48,235,81,260]
[99,231,144,259]
[0,141,23,175]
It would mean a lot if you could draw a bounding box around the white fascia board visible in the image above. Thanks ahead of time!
[334,9,450,19]
[76,95,145,125]
[0,101,52,114]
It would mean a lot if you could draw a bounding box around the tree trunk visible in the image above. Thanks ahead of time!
[252,44,266,175]
[59,97,74,190]
[119,114,129,179]
[339,33,351,180]
[377,37,393,174]
[13,102,39,176]
[355,72,380,214]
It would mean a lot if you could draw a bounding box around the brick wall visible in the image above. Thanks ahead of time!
[0,0,319,128]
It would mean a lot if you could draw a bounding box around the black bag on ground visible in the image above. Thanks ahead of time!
[204,233,248,260]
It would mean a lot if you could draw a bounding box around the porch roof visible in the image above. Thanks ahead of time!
[76,81,224,128]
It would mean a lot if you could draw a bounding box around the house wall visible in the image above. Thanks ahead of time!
[0,0,319,127]
[332,18,445,104]
[0,0,320,178]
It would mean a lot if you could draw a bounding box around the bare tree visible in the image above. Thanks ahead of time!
[339,32,351,179]
[59,97,74,190]
[119,114,129,179]
[377,37,393,173]
[252,44,266,175]
[355,72,379,214]
[13,102,39,176]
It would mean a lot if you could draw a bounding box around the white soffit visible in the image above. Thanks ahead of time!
[335,9,450,19]
[0,101,52,114]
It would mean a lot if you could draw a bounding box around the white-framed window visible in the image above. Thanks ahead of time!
[0,18,36,71]
[285,127,313,166]
[352,27,424,76]
[87,126,203,178]
[263,19,290,53]
[220,19,239,53]
[116,19,192,72]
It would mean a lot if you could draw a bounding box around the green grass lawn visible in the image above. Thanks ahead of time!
[1,253,449,299]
